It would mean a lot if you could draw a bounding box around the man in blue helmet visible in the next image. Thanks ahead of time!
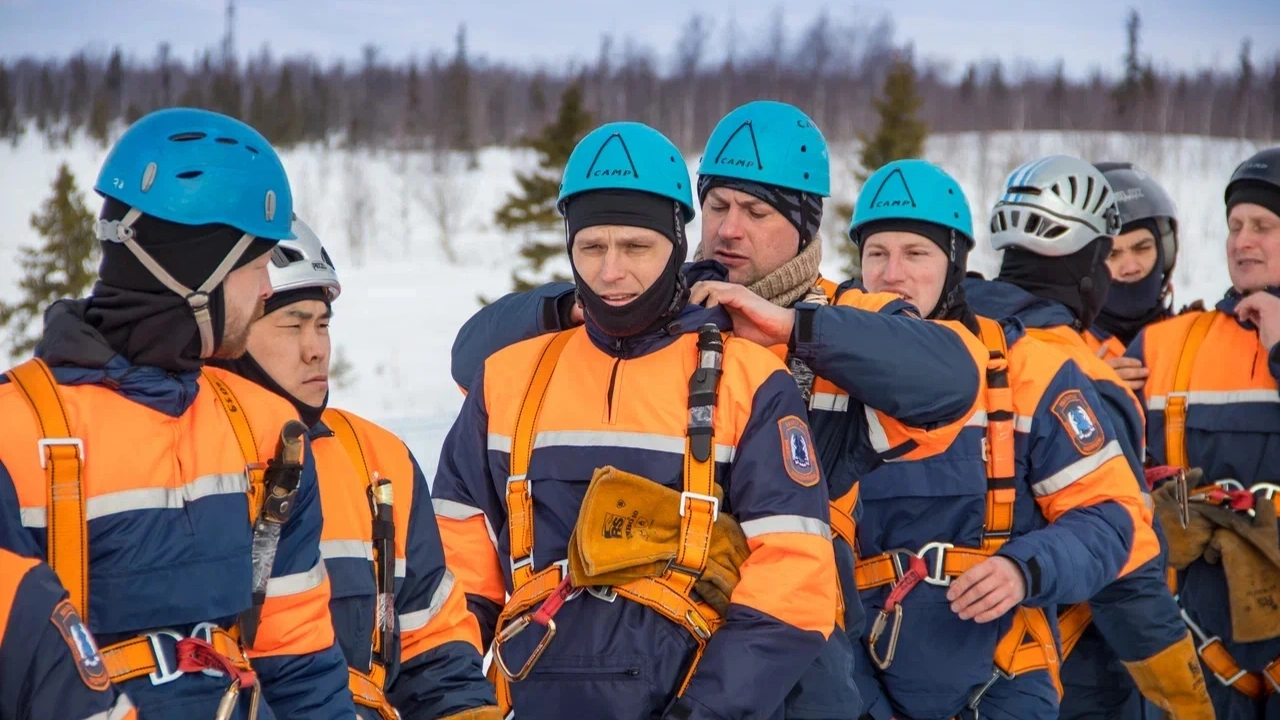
[449,101,992,719]
[0,108,355,719]
[433,121,839,720]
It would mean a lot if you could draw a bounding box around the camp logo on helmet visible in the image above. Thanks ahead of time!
[711,121,764,171]
[584,132,640,179]
[867,167,918,209]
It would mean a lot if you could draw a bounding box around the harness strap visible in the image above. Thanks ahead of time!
[1165,311,1216,469]
[6,359,87,617]
[202,369,266,525]
[1056,603,1093,661]
[854,546,988,590]
[102,627,250,684]
[995,607,1062,697]
[829,485,859,631]
[349,663,400,720]
[975,316,1016,553]
[1196,637,1270,698]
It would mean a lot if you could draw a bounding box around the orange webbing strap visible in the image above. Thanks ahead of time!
[101,627,250,683]
[854,546,988,590]
[994,607,1062,698]
[829,485,859,630]
[202,369,266,525]
[975,317,1016,554]
[1057,603,1093,660]
[1197,637,1269,699]
[507,329,577,590]
[6,359,87,618]
[1265,658,1280,694]
[490,564,565,714]
[323,407,387,659]
[1165,311,1216,469]
[349,663,399,720]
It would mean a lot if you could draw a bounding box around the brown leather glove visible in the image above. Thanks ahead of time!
[567,466,750,616]
[1121,633,1214,720]
[439,708,504,720]
[1153,471,1214,569]
[1207,496,1280,642]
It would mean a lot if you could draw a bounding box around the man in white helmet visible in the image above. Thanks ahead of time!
[211,218,501,720]
[965,155,1211,720]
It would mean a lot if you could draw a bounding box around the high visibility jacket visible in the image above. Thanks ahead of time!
[966,278,1196,720]
[0,548,137,720]
[850,308,1159,720]
[1084,327,1127,361]
[0,305,353,719]
[434,301,837,720]
[310,408,497,720]
[1128,289,1280,720]
[449,267,989,718]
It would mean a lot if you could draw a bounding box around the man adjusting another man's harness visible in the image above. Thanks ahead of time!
[432,121,839,720]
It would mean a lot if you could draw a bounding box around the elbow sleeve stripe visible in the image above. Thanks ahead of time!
[1032,440,1124,497]
[732,533,837,636]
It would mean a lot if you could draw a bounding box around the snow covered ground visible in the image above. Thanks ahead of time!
[0,128,1270,478]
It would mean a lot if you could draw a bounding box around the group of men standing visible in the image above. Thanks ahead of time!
[0,98,1278,720]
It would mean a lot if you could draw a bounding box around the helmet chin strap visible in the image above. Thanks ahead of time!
[97,206,258,358]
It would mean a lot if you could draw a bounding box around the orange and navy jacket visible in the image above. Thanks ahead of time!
[965,278,1191,703]
[0,304,353,719]
[850,311,1162,720]
[1083,327,1127,361]
[434,300,837,720]
[0,548,137,720]
[1127,289,1280,712]
[308,408,497,718]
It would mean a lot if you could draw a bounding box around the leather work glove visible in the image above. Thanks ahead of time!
[439,708,504,720]
[567,466,751,616]
[1206,495,1280,643]
[1153,471,1214,570]
[1121,633,1214,720]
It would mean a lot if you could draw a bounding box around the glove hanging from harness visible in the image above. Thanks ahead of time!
[1205,493,1280,643]
[566,465,750,616]
[1153,470,1215,569]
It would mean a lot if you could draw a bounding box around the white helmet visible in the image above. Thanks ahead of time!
[268,215,341,300]
[989,155,1122,257]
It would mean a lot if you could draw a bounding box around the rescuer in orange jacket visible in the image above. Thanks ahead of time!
[211,216,500,720]
[0,547,138,720]
[433,121,840,720]
[1126,146,1280,720]
[0,109,354,719]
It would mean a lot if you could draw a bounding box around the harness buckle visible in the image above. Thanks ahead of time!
[1252,482,1280,502]
[917,542,956,587]
[145,630,186,686]
[679,491,720,522]
[37,437,84,469]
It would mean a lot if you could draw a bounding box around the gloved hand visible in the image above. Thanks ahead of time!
[1153,470,1213,569]
[567,466,751,616]
[1121,633,1215,720]
[1207,495,1280,642]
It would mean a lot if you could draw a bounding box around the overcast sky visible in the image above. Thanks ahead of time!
[3,0,1278,81]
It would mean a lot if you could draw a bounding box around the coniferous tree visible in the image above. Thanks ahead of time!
[0,63,21,145]
[0,164,100,358]
[836,57,928,277]
[495,83,593,292]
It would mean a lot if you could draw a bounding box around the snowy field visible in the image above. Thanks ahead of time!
[0,129,1270,478]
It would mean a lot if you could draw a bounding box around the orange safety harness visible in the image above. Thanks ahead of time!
[5,360,278,719]
[486,326,728,714]
[323,408,403,720]
[849,316,1062,705]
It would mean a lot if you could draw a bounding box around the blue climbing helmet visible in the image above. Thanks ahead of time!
[95,107,294,240]
[92,108,294,358]
[850,159,974,249]
[697,100,830,197]
[559,121,695,222]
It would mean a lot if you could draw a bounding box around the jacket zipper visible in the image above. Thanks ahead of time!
[605,357,622,424]
[530,666,641,680]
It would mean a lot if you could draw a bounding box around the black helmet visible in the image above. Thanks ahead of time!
[1095,162,1178,279]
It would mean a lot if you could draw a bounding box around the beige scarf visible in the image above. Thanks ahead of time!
[692,237,828,308]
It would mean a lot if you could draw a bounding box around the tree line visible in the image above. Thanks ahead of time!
[1,9,1278,154]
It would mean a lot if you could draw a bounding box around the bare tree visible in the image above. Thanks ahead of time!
[420,145,469,264]
[343,152,372,266]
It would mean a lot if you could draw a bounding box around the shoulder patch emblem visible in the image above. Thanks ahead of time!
[778,415,821,487]
[50,599,110,692]
[1051,390,1105,456]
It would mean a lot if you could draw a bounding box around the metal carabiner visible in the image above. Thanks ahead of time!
[491,612,558,682]
[867,605,904,670]
[214,677,260,720]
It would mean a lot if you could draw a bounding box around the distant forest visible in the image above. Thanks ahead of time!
[1,7,1278,154]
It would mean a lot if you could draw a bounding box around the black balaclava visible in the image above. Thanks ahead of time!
[1095,219,1168,345]
[856,218,976,326]
[563,189,688,338]
[89,197,276,373]
[210,286,332,428]
[997,237,1115,330]
[697,175,823,249]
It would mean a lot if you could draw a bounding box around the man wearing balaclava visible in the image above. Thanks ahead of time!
[0,108,354,719]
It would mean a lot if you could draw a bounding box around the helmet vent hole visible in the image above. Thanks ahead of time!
[271,246,304,267]
[1045,225,1067,239]
[320,248,336,268]
[1068,176,1078,203]
[800,145,807,152]
[990,217,1000,234]
[1051,183,1064,199]
[176,170,204,179]
[1011,210,1021,228]
[803,172,810,179]
[1083,177,1095,208]
[1093,187,1110,214]
[997,212,1008,232]
[1009,185,1041,196]
[1024,213,1039,234]
[677,182,683,189]
[215,137,239,145]
[169,132,207,142]
[246,145,261,155]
